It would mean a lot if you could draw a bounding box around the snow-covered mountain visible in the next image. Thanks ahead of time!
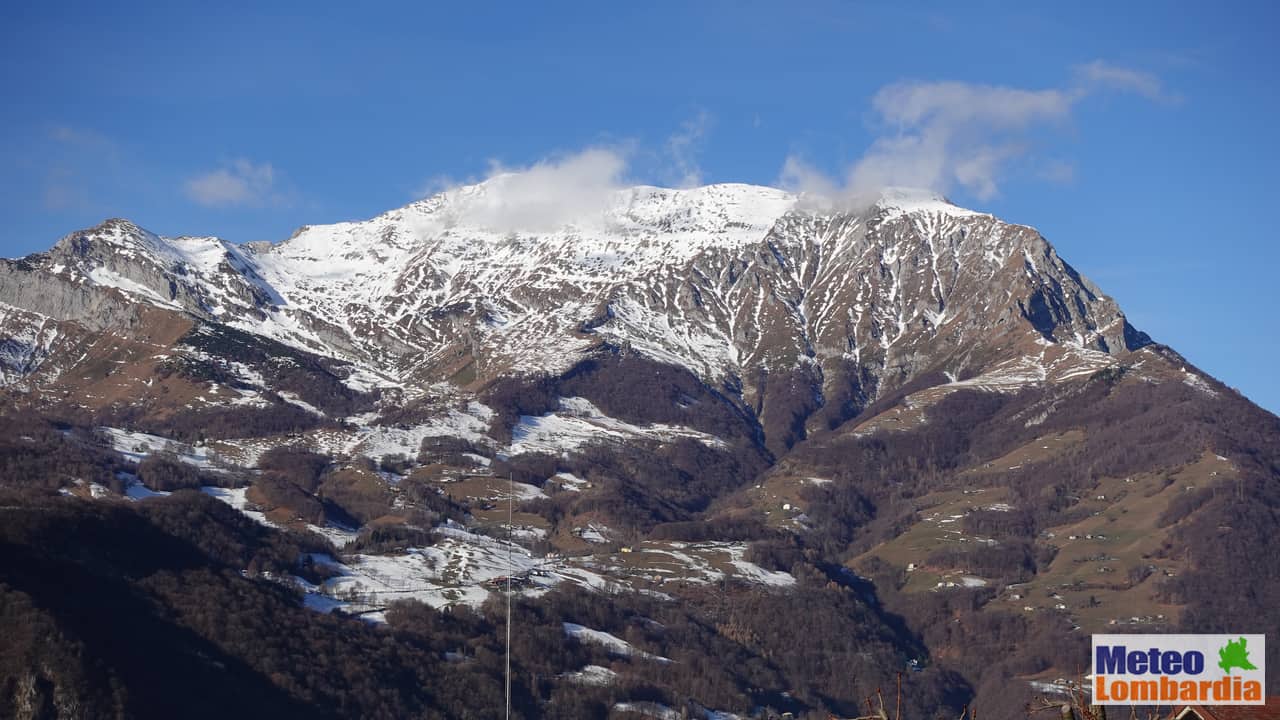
[0,180,1150,418]
[6,180,1279,719]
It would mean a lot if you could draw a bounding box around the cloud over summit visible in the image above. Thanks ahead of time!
[427,112,714,233]
[411,63,1174,228]
[447,147,631,233]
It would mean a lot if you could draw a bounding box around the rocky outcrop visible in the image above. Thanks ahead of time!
[0,259,144,332]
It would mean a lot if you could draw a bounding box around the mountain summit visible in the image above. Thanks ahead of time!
[3,182,1149,420]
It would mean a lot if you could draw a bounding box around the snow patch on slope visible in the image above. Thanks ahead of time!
[561,665,618,686]
[100,427,229,471]
[563,623,671,662]
[509,397,725,455]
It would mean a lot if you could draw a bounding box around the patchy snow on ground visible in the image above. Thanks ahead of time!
[510,526,549,541]
[1181,369,1218,397]
[310,522,362,549]
[200,486,273,526]
[277,391,324,416]
[509,397,725,456]
[935,575,990,590]
[192,485,621,615]
[583,520,611,538]
[1028,680,1075,697]
[721,544,797,587]
[302,592,350,614]
[703,711,746,720]
[551,472,588,492]
[563,623,670,662]
[200,438,272,469]
[100,427,229,471]
[507,481,548,500]
[577,523,613,543]
[343,404,494,459]
[293,573,353,615]
[121,472,170,501]
[313,526,612,613]
[200,484,356,547]
[340,365,397,394]
[613,702,681,720]
[629,541,796,588]
[560,664,618,686]
[463,452,492,467]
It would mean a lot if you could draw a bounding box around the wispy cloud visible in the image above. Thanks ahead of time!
[781,62,1175,205]
[664,110,711,188]
[1074,60,1180,104]
[414,175,458,202]
[778,155,839,201]
[184,158,286,208]
[49,125,118,152]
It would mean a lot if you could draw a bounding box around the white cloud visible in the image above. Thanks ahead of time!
[778,156,840,207]
[416,115,716,231]
[781,62,1173,205]
[871,81,1075,130]
[1075,60,1178,103]
[414,174,457,201]
[664,110,711,188]
[184,158,282,207]
[448,147,631,232]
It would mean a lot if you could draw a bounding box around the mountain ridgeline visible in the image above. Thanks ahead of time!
[1,182,1275,719]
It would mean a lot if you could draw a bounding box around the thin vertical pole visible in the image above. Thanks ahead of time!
[505,472,513,720]
[895,672,901,720]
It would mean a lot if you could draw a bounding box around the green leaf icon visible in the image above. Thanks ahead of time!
[1218,637,1259,674]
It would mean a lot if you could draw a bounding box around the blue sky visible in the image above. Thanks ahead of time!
[2,1,1277,413]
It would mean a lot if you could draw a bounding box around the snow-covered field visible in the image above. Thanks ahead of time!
[201,486,271,526]
[612,702,682,720]
[120,471,169,500]
[560,664,618,686]
[509,397,725,455]
[290,523,627,619]
[598,541,796,588]
[194,481,798,619]
[345,401,494,459]
[293,532,798,619]
[99,426,229,471]
[563,622,670,662]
